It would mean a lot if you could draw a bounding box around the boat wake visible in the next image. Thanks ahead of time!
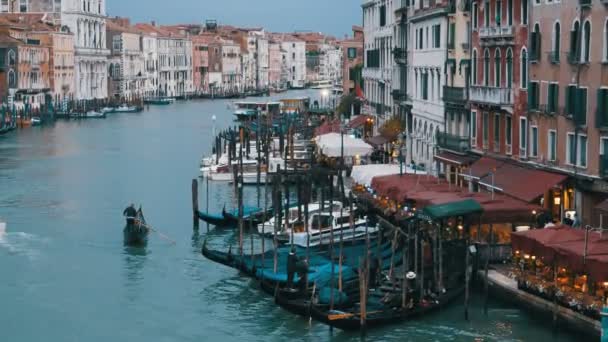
[0,224,42,259]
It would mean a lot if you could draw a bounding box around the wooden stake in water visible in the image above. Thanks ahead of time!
[205,175,210,233]
[484,223,492,316]
[192,179,199,230]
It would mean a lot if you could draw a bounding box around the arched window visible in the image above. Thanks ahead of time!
[520,48,528,89]
[8,50,15,66]
[7,70,15,88]
[483,49,490,86]
[494,48,501,87]
[506,48,513,88]
[553,22,561,63]
[604,19,608,62]
[583,20,591,63]
[429,124,434,141]
[472,49,478,85]
[570,20,580,63]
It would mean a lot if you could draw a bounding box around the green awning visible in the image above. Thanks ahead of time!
[418,199,483,221]
[445,58,456,73]
[459,59,471,74]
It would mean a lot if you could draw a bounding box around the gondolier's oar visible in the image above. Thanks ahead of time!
[139,222,176,245]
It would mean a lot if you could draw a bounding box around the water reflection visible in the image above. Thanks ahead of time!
[122,245,147,301]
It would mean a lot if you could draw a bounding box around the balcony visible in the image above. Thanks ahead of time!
[547,51,560,64]
[567,51,580,65]
[436,131,470,154]
[393,47,407,65]
[601,154,608,179]
[392,89,408,101]
[478,26,514,45]
[469,86,514,106]
[443,85,467,104]
[395,0,408,12]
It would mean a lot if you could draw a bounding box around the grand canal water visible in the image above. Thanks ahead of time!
[0,90,580,341]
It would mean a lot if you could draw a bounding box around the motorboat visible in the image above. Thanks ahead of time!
[30,117,41,126]
[256,201,344,237]
[114,104,142,113]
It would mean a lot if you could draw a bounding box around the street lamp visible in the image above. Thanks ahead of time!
[399,132,406,176]
[321,89,329,108]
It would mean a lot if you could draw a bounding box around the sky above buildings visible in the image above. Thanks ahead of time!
[107,0,361,37]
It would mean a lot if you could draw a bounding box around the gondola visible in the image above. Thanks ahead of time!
[221,206,271,227]
[123,208,149,246]
[198,210,231,227]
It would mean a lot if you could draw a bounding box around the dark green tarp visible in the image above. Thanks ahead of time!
[419,199,483,221]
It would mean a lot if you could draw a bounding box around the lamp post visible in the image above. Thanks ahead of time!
[321,89,329,109]
[399,132,406,176]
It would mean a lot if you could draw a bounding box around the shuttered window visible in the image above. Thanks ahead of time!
[574,88,588,126]
[597,88,608,128]
[548,84,558,114]
[528,81,539,111]
[566,85,577,116]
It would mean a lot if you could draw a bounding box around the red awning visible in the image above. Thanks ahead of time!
[347,115,370,129]
[465,157,568,203]
[434,151,479,166]
[314,119,341,136]
[366,135,389,147]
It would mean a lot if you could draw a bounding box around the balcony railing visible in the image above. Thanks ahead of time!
[392,89,407,101]
[568,51,580,65]
[436,131,470,154]
[443,86,467,104]
[393,47,407,65]
[469,86,514,106]
[601,154,608,179]
[395,0,408,12]
[547,51,560,64]
[479,26,514,40]
[580,0,592,6]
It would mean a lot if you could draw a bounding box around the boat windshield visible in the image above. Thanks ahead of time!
[311,215,333,230]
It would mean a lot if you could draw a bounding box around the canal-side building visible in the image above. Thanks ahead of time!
[339,25,364,97]
[106,18,145,100]
[219,38,242,94]
[7,0,110,100]
[276,34,306,89]
[192,34,211,96]
[362,0,396,123]
[136,23,193,98]
[528,0,608,226]
[14,14,76,103]
[268,40,282,90]
[435,0,472,178]
[140,26,158,99]
[469,0,528,159]
[0,18,51,108]
[408,1,450,170]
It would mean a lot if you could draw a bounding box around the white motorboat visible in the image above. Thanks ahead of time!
[101,107,115,114]
[289,210,376,247]
[114,104,141,113]
[256,201,343,236]
[30,117,41,126]
[85,111,105,118]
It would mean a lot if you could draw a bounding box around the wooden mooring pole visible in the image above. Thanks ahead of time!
[192,178,199,230]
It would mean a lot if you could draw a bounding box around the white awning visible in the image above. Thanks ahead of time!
[350,164,427,186]
[314,133,373,158]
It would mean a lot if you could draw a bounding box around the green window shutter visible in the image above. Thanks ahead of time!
[449,23,455,49]
[566,85,576,116]
[554,85,559,113]
[528,83,533,109]
[598,89,608,127]
[575,87,587,126]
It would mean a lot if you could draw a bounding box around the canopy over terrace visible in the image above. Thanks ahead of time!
[512,227,608,281]
[351,164,427,187]
[371,173,539,224]
[465,157,568,203]
[314,133,373,158]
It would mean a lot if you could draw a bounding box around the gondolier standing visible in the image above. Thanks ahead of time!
[123,203,137,225]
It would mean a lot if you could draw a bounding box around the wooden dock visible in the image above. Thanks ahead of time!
[478,268,600,338]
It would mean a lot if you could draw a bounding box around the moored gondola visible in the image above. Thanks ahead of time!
[123,207,148,246]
